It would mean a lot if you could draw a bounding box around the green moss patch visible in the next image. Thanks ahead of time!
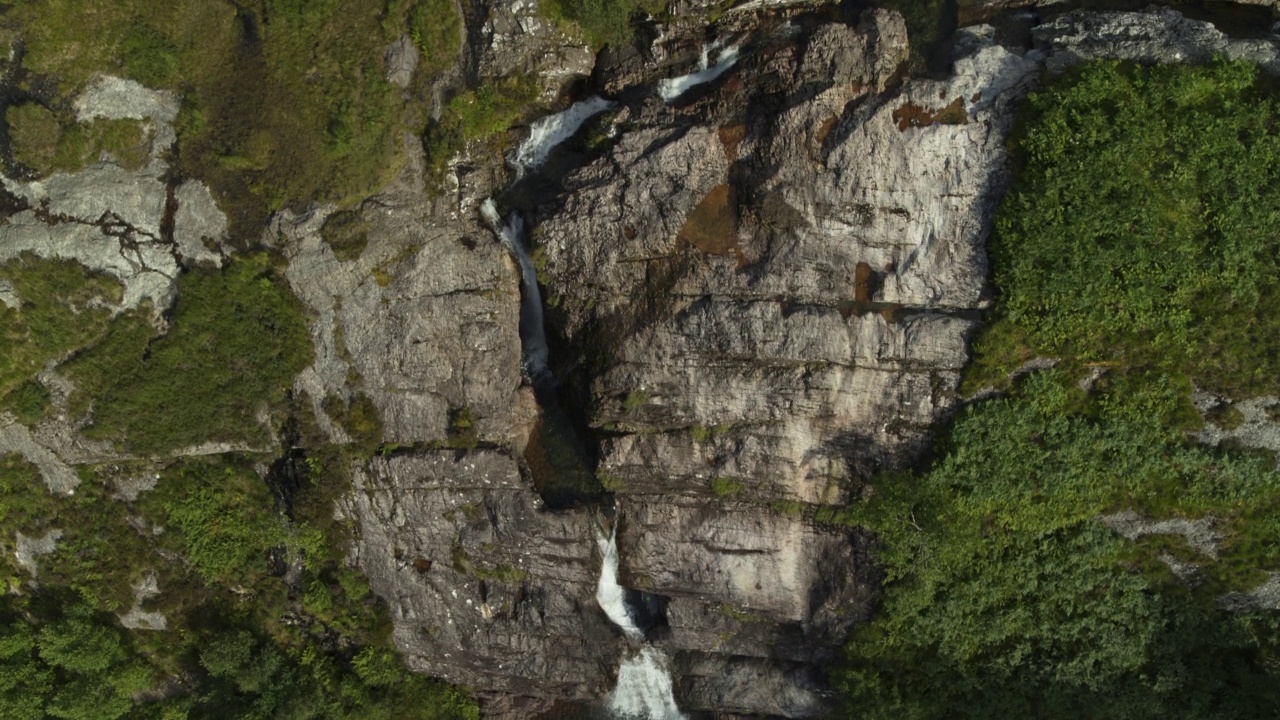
[6,103,149,177]
[8,0,456,234]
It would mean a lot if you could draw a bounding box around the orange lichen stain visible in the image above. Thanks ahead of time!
[718,124,747,161]
[678,184,743,265]
[892,98,969,132]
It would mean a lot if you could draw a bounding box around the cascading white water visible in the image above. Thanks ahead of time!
[482,85,687,720]
[595,524,643,638]
[596,520,686,720]
[608,647,686,720]
[480,199,550,382]
[512,96,616,173]
[657,43,742,102]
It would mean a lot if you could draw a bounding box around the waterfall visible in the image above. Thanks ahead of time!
[481,84,686,719]
[609,647,686,720]
[513,96,616,173]
[480,199,551,383]
[596,519,686,719]
[595,523,643,638]
[657,42,741,102]
[482,96,619,385]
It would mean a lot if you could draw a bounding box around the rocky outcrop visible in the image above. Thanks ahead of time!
[342,450,620,698]
[1033,7,1280,74]
[279,137,524,446]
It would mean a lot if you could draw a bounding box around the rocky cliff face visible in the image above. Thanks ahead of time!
[284,5,1051,717]
[281,4,1280,718]
[526,9,1042,716]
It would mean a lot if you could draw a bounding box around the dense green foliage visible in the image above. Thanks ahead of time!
[63,255,313,454]
[0,452,477,719]
[836,60,1280,718]
[837,373,1280,718]
[0,252,476,714]
[968,60,1280,398]
[423,74,541,181]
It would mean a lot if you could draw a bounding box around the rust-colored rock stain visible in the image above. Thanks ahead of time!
[892,97,969,132]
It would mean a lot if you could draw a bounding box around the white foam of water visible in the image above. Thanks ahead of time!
[657,44,741,102]
[480,199,550,382]
[595,523,643,639]
[513,96,616,172]
[608,647,687,720]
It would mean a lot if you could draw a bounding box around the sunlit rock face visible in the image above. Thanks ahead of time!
[524,10,1041,717]
[332,4,1052,714]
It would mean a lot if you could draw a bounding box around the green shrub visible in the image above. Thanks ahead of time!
[1,381,51,426]
[447,405,479,450]
[541,0,664,48]
[423,75,539,183]
[0,254,122,402]
[977,59,1280,398]
[66,255,313,454]
[6,104,62,174]
[148,460,283,585]
[710,476,742,497]
[622,391,648,413]
[320,210,371,262]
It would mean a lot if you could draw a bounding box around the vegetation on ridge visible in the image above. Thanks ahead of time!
[835,59,1280,718]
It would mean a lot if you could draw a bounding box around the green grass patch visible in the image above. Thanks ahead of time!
[710,476,742,497]
[64,254,313,454]
[8,0,431,235]
[622,390,648,413]
[320,210,371,262]
[409,0,463,75]
[7,103,150,177]
[423,75,540,183]
[323,392,385,454]
[1,380,51,426]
